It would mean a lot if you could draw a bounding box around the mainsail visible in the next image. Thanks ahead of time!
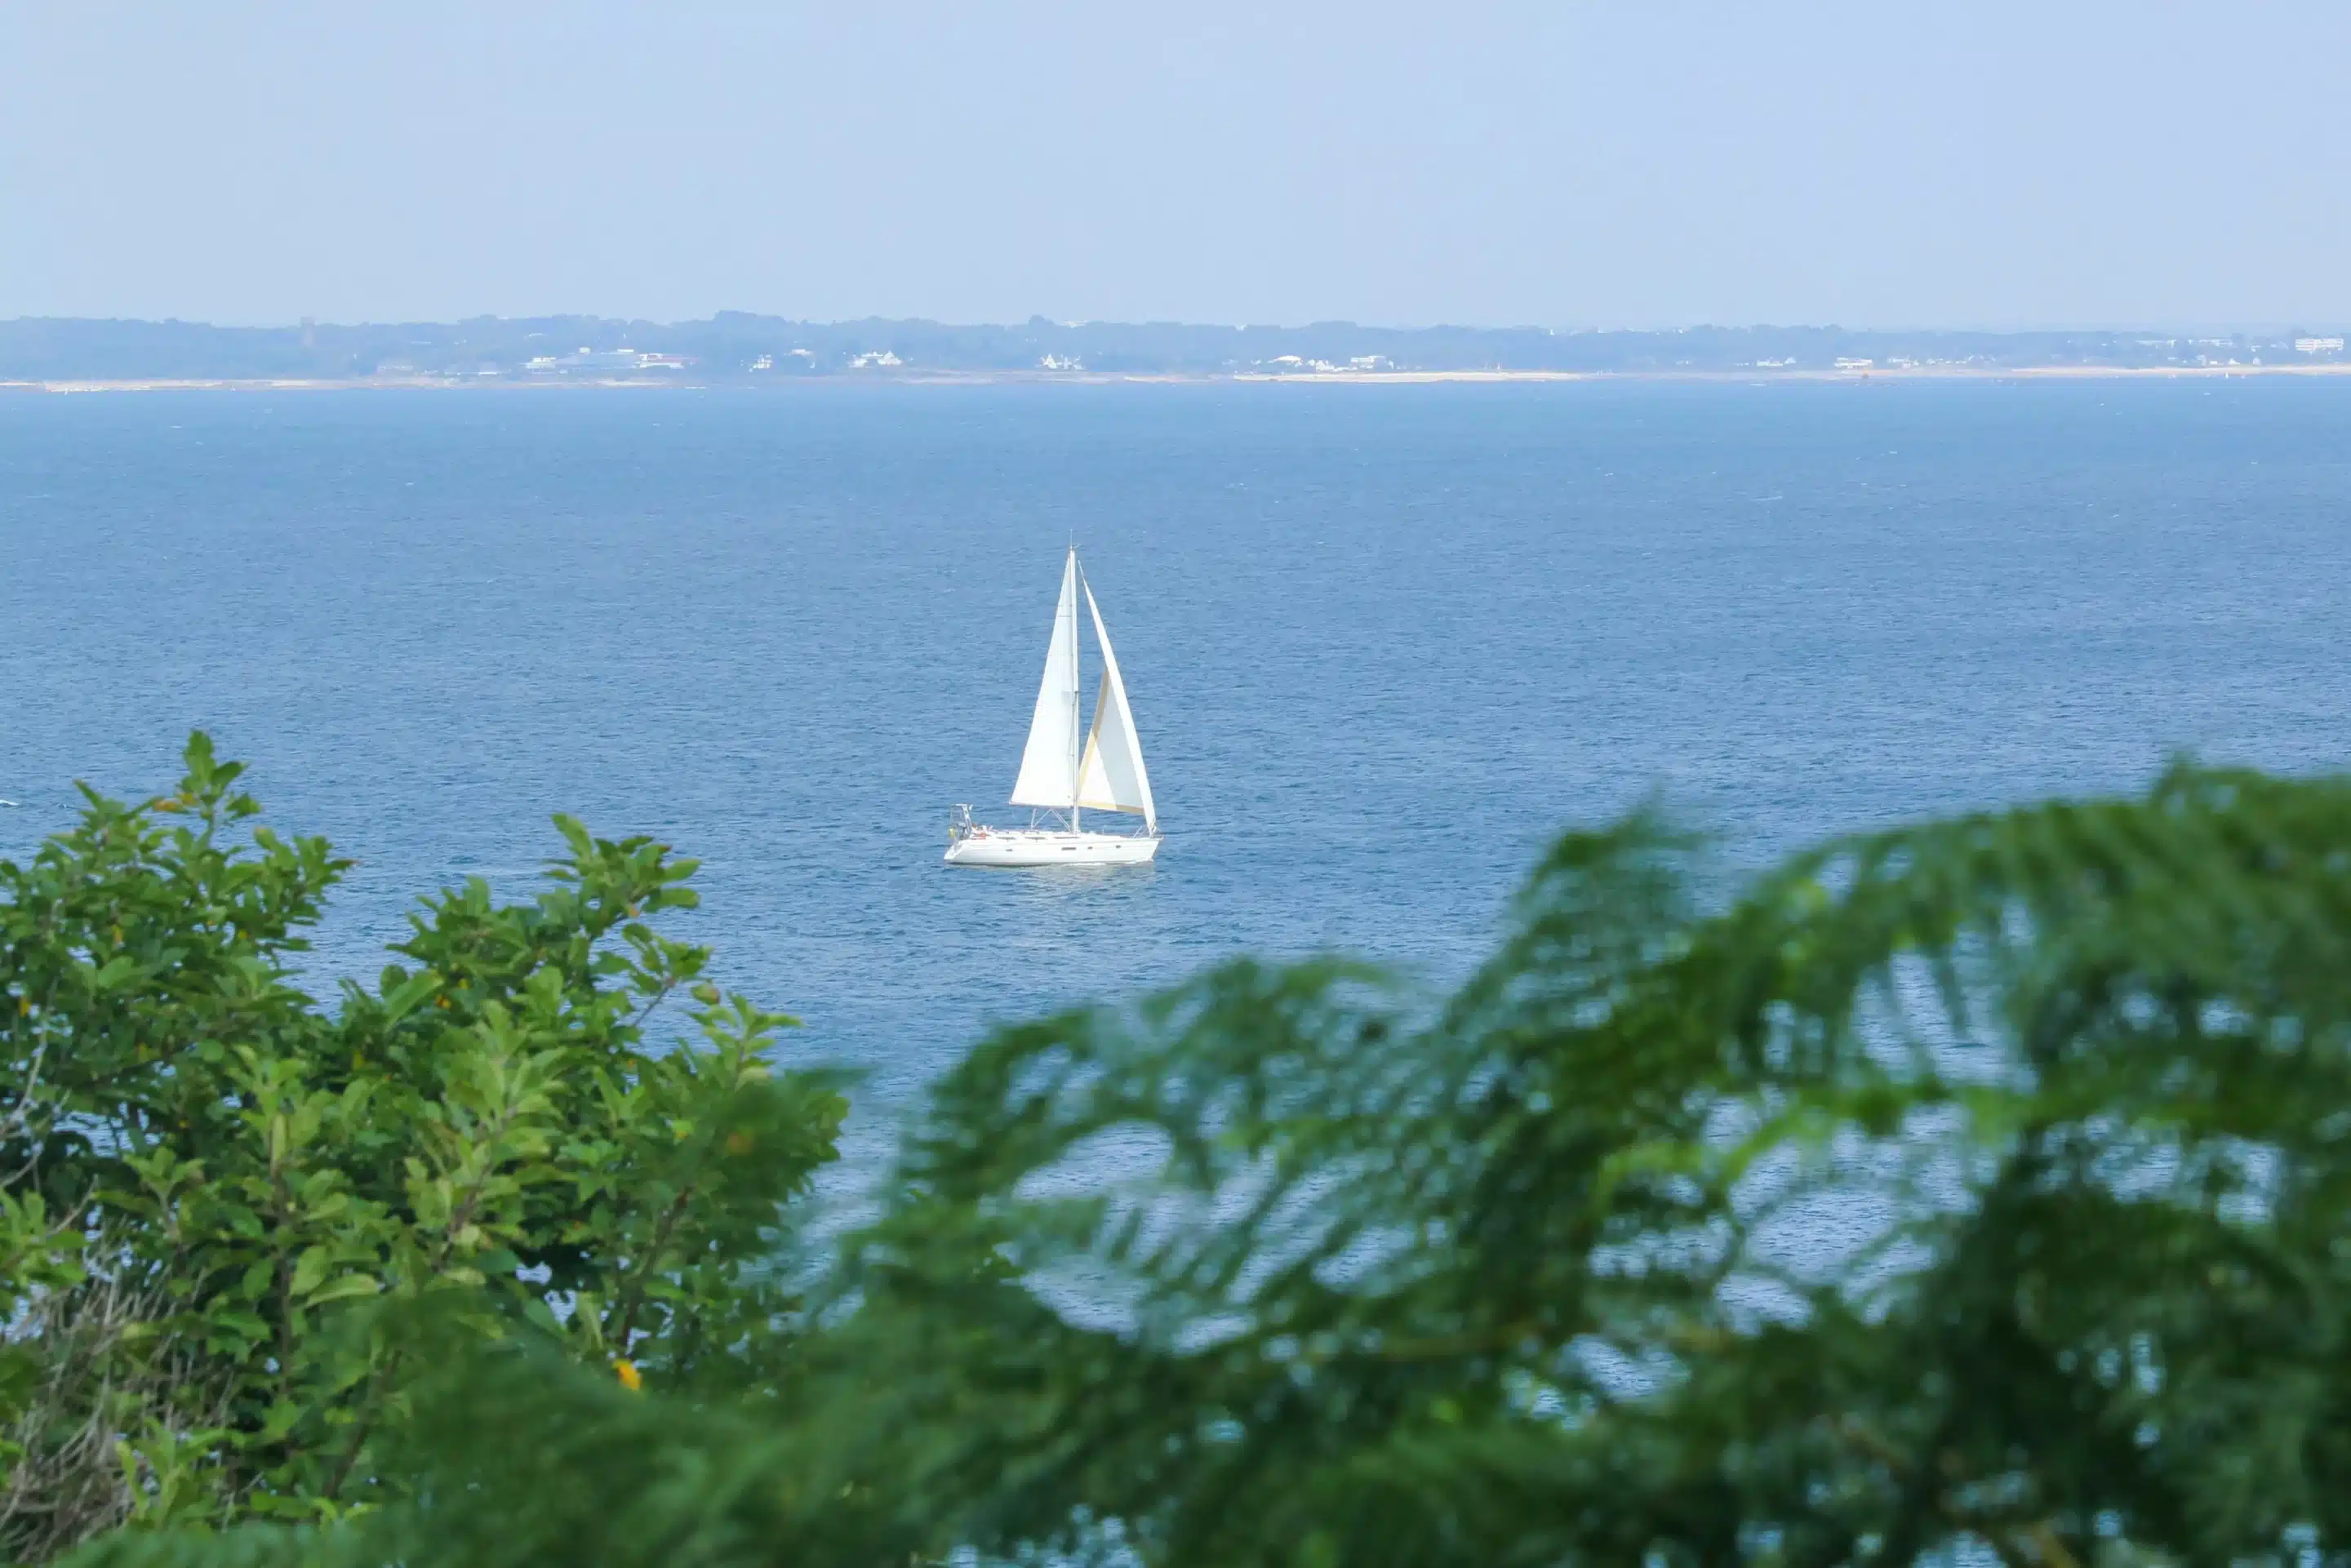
[1009,549,1082,809]
[1074,577,1157,833]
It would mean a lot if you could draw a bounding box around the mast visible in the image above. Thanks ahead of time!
[1069,547,1082,833]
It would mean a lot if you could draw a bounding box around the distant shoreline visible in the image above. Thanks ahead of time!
[14,314,2345,388]
[10,362,2351,393]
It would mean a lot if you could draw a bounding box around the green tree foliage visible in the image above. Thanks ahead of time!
[0,737,843,1557]
[38,756,2351,1566]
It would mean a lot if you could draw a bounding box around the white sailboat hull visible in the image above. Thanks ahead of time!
[944,829,1161,868]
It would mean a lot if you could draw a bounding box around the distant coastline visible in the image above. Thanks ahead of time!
[6,313,2348,388]
[12,362,2351,394]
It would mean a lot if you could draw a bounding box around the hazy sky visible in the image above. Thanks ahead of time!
[4,2,2346,330]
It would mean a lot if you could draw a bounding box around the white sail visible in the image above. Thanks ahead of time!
[1009,549,1082,809]
[1074,577,1157,833]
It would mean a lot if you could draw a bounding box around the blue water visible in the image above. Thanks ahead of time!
[4,380,2349,1148]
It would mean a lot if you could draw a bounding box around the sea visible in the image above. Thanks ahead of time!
[4,379,2349,1170]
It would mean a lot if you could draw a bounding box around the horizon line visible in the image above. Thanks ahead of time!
[7,312,2348,339]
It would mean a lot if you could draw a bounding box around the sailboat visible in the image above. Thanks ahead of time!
[944,547,1162,867]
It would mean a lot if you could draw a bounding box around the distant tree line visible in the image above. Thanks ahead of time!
[2,313,2341,380]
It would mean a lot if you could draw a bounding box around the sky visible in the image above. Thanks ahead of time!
[3,2,2347,331]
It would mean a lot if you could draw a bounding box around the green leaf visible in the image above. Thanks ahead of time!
[290,1245,331,1298]
[379,967,444,1022]
[305,1273,382,1305]
[553,813,595,859]
[89,953,143,992]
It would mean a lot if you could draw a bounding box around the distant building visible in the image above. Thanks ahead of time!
[525,348,687,374]
[525,348,637,372]
[750,355,775,371]
[2295,337,2345,353]
[1835,358,1873,371]
[1038,354,1083,371]
[850,350,903,368]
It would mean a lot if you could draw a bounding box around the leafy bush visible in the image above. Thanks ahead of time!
[0,737,842,1556]
[28,751,2351,1566]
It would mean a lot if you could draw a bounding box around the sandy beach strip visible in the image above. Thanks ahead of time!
[7,362,2351,393]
